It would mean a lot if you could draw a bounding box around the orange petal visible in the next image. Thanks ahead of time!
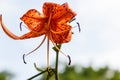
[0,15,20,40]
[52,2,69,19]
[43,2,60,17]
[50,24,72,44]
[56,9,76,24]
[19,25,45,39]
[21,9,46,30]
[0,15,45,40]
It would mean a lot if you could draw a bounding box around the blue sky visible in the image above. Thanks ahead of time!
[1,0,120,80]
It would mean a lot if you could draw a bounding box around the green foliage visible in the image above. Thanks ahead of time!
[1,65,120,80]
[0,71,13,80]
[111,70,120,80]
[40,65,120,80]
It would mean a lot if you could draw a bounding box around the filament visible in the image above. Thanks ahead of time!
[69,18,76,23]
[23,35,46,64]
[47,37,50,67]
[50,33,71,65]
[46,13,52,67]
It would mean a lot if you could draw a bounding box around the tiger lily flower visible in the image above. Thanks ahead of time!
[0,2,76,65]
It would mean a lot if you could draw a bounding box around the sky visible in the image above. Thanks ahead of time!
[0,0,120,80]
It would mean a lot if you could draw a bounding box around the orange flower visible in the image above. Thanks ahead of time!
[0,2,76,64]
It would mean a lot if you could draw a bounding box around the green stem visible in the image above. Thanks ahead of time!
[55,44,61,80]
[55,50,59,80]
[27,70,47,80]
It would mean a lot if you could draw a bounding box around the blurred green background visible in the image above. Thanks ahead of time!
[1,64,120,80]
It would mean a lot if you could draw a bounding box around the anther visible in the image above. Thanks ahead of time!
[67,55,71,65]
[76,22,81,32]
[23,54,27,64]
[19,22,22,31]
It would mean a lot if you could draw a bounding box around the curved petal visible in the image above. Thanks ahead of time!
[52,2,69,19]
[20,9,46,30]
[0,15,20,40]
[43,2,60,17]
[56,9,76,24]
[19,24,45,39]
[0,15,45,40]
[50,24,72,44]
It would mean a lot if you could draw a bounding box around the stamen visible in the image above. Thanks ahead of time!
[52,42,71,65]
[46,13,52,67]
[47,37,50,67]
[19,22,22,31]
[76,22,81,32]
[69,18,81,33]
[67,55,71,65]
[50,33,71,65]
[19,22,29,30]
[22,35,46,64]
[69,18,76,23]
[23,54,27,64]
[52,42,67,56]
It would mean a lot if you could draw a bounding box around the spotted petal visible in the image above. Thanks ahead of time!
[43,2,60,17]
[52,3,69,19]
[19,25,45,39]
[51,24,72,44]
[20,9,46,30]
[56,9,76,24]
